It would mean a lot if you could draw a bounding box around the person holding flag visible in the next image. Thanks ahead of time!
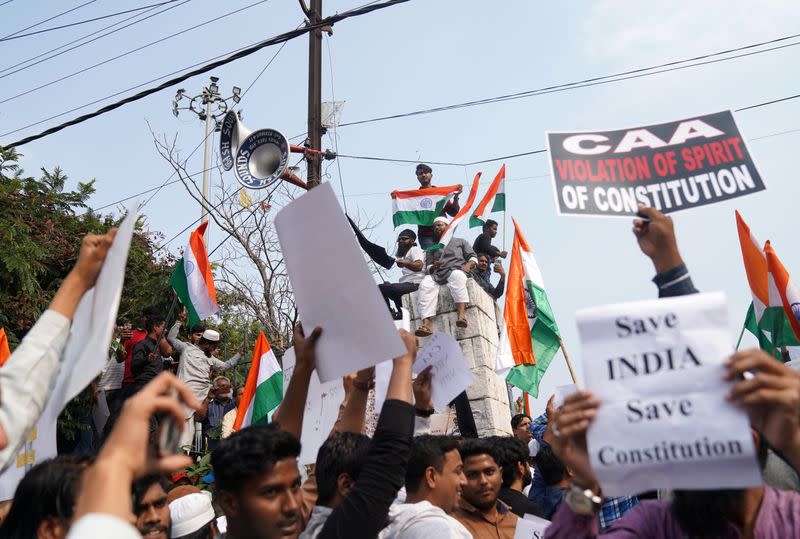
[390,164,462,250]
[415,174,482,337]
[167,222,241,447]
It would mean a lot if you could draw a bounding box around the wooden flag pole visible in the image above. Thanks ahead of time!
[559,338,578,384]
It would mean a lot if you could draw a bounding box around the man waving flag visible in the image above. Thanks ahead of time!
[391,185,462,228]
[170,221,219,327]
[233,331,282,431]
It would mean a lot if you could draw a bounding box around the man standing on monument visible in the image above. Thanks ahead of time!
[415,217,477,336]
[167,309,242,447]
[415,164,461,250]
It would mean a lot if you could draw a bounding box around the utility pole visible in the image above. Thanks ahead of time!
[173,77,242,238]
[305,0,323,188]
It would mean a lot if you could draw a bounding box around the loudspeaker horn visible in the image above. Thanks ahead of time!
[219,111,289,190]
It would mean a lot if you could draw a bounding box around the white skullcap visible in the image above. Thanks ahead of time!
[201,329,220,342]
[528,438,541,458]
[432,216,450,226]
[169,493,215,538]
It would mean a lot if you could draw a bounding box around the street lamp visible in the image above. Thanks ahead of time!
[172,76,242,238]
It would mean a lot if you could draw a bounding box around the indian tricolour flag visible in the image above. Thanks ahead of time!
[496,219,561,398]
[233,331,282,431]
[470,164,506,228]
[426,173,481,252]
[391,185,461,228]
[735,211,800,355]
[170,221,219,327]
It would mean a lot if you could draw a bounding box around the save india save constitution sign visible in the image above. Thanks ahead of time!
[546,111,765,217]
[575,292,762,496]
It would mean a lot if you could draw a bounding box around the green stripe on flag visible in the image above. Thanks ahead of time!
[491,192,505,212]
[252,372,283,424]
[170,258,201,327]
[393,199,449,227]
[469,215,485,228]
[506,281,562,398]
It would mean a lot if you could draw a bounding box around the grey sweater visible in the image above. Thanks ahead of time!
[424,238,478,284]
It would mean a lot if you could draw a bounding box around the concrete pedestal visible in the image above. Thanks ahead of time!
[404,278,512,437]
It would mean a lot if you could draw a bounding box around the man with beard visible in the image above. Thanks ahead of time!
[493,436,544,518]
[132,475,171,539]
[545,348,800,538]
[414,164,461,250]
[452,439,519,538]
[378,229,425,319]
[415,217,478,336]
[194,376,236,452]
[167,324,241,447]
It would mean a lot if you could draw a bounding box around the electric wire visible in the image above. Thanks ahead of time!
[0,0,191,78]
[0,0,182,42]
[139,27,292,211]
[90,118,800,212]
[2,0,411,148]
[0,0,272,105]
[337,34,800,128]
[2,0,97,40]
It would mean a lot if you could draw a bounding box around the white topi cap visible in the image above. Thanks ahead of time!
[169,493,215,538]
[201,329,221,342]
[433,216,450,226]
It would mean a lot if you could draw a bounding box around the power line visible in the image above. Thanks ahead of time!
[2,0,97,40]
[0,0,190,79]
[88,117,800,212]
[337,33,800,128]
[139,22,297,213]
[0,0,182,42]
[2,0,411,149]
[0,0,272,105]
[0,0,16,7]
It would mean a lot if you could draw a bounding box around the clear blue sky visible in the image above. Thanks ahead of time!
[3,0,800,414]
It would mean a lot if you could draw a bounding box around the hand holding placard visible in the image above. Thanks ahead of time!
[411,333,473,411]
[275,182,406,382]
[575,292,761,495]
[725,349,800,470]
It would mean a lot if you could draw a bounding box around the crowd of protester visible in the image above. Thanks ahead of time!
[0,194,797,539]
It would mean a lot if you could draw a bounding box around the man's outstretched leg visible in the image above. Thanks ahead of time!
[447,270,470,328]
[416,275,438,337]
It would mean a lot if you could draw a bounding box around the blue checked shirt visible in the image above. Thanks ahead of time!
[529,412,638,531]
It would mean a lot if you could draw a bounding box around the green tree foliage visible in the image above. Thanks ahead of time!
[0,146,175,344]
[1,146,176,443]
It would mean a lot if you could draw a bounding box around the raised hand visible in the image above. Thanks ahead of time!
[293,322,322,372]
[71,229,118,290]
[725,349,800,469]
[632,205,682,273]
[550,391,601,490]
